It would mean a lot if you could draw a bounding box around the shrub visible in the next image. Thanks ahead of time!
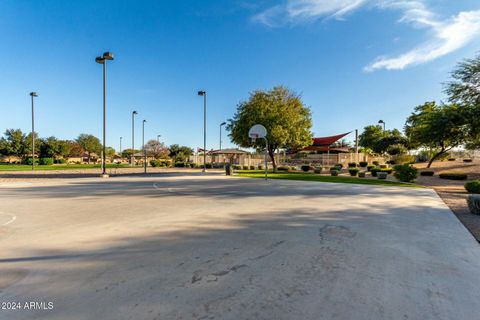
[330,166,341,171]
[54,158,67,164]
[205,163,213,169]
[232,165,241,170]
[277,166,290,171]
[24,157,38,165]
[314,167,322,174]
[330,170,339,176]
[348,168,359,176]
[301,165,312,172]
[367,165,375,172]
[467,195,480,215]
[289,166,297,171]
[370,167,381,177]
[359,161,368,167]
[335,163,343,169]
[465,180,480,194]
[358,171,366,178]
[393,164,418,182]
[381,168,393,174]
[372,161,380,166]
[439,173,468,180]
[257,165,264,170]
[448,158,456,161]
[174,162,185,167]
[420,171,434,176]
[386,160,396,165]
[379,164,388,169]
[377,172,388,179]
[348,162,357,168]
[39,157,54,165]
[190,163,198,168]
[463,159,473,163]
[249,165,255,170]
[150,159,161,167]
[243,165,249,170]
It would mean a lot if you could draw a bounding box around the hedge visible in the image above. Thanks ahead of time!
[439,173,468,180]
[465,180,480,194]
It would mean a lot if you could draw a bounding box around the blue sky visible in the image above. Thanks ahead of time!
[1,0,479,151]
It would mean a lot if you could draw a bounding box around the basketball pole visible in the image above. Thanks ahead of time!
[264,138,268,181]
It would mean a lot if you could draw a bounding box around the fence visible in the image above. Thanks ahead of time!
[190,152,386,168]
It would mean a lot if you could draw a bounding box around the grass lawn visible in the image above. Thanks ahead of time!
[0,164,133,171]
[235,170,422,188]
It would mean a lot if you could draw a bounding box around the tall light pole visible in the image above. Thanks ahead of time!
[198,90,207,172]
[29,92,38,171]
[219,122,226,150]
[95,51,114,177]
[378,119,385,132]
[131,110,138,166]
[142,119,147,174]
[120,137,123,155]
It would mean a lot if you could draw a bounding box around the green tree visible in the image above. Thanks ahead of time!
[169,144,193,162]
[373,129,409,154]
[405,102,467,168]
[38,137,71,159]
[445,54,480,106]
[227,86,312,170]
[22,132,39,156]
[121,148,138,159]
[358,125,383,151]
[38,137,56,158]
[105,147,116,159]
[445,54,480,147]
[1,129,27,160]
[76,134,101,164]
[359,126,408,154]
[146,140,169,159]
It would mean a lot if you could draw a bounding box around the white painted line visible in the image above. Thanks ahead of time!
[0,213,16,226]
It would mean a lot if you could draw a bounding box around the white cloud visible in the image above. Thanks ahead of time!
[251,0,370,26]
[365,4,480,71]
[287,0,368,20]
[252,0,480,71]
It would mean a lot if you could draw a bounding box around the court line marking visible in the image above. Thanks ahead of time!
[0,213,17,226]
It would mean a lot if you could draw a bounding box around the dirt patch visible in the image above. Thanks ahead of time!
[414,160,480,242]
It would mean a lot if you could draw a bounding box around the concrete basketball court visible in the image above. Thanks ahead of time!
[1,172,480,320]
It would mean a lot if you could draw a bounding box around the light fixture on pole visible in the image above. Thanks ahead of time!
[29,92,38,171]
[378,119,385,131]
[131,110,138,166]
[197,90,207,172]
[95,51,114,177]
[157,134,161,143]
[219,122,226,150]
[142,119,147,174]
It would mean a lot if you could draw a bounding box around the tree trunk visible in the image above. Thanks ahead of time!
[427,149,446,168]
[87,152,91,164]
[268,148,277,172]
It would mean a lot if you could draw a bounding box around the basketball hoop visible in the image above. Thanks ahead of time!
[248,124,269,180]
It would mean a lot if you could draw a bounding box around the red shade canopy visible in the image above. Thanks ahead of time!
[311,132,351,146]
